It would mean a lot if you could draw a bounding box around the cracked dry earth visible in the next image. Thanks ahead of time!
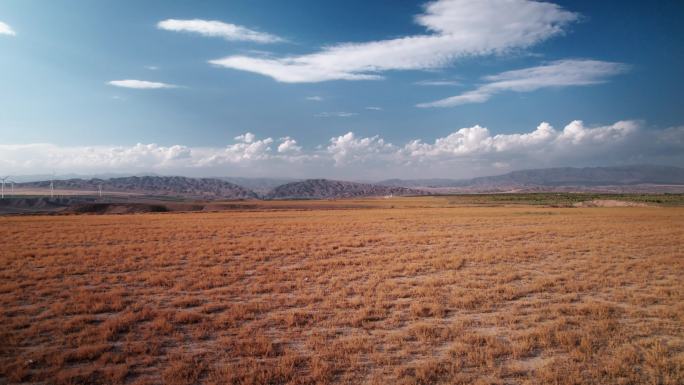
[1,202,683,384]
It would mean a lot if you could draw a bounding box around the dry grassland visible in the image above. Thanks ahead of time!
[1,198,683,384]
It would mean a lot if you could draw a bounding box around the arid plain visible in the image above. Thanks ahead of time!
[1,196,682,384]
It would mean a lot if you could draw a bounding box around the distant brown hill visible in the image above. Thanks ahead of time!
[378,165,684,192]
[265,179,425,199]
[19,176,258,200]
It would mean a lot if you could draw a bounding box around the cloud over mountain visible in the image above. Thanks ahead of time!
[2,120,681,179]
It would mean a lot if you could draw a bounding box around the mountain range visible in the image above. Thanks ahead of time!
[10,165,684,199]
[217,177,300,195]
[378,165,684,192]
[19,176,258,200]
[265,179,424,199]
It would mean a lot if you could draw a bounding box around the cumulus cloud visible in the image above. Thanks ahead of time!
[196,133,274,166]
[402,120,637,159]
[418,60,629,107]
[327,132,396,165]
[234,132,256,143]
[2,121,681,179]
[209,0,578,83]
[108,80,177,89]
[157,19,283,43]
[0,21,15,36]
[277,137,302,153]
[557,120,637,144]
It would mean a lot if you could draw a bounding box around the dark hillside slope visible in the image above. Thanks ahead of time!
[20,176,258,199]
[266,179,425,199]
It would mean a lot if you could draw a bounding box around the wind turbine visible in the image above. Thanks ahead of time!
[50,171,55,199]
[0,176,8,199]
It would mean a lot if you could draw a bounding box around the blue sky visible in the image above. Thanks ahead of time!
[1,0,683,179]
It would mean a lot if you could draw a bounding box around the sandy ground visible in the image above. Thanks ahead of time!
[573,199,650,207]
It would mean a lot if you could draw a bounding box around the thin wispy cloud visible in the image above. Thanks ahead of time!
[315,112,358,118]
[209,0,578,82]
[306,96,323,101]
[414,80,461,86]
[0,21,16,36]
[365,106,383,111]
[417,60,629,107]
[158,19,283,44]
[107,80,177,89]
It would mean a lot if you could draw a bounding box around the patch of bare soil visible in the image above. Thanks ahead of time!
[574,199,650,207]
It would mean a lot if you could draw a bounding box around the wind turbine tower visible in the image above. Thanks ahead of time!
[49,171,56,199]
[0,176,7,199]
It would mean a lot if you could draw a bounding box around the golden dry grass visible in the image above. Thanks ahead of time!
[1,199,683,384]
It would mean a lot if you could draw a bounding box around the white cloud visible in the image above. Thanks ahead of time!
[402,120,636,159]
[234,132,256,143]
[145,66,159,70]
[197,134,274,166]
[0,143,192,171]
[108,80,177,89]
[557,120,637,144]
[365,106,383,111]
[157,19,283,43]
[1,121,681,179]
[327,132,396,166]
[277,137,302,153]
[209,0,578,83]
[315,112,358,118]
[0,21,15,36]
[418,59,629,107]
[306,96,323,101]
